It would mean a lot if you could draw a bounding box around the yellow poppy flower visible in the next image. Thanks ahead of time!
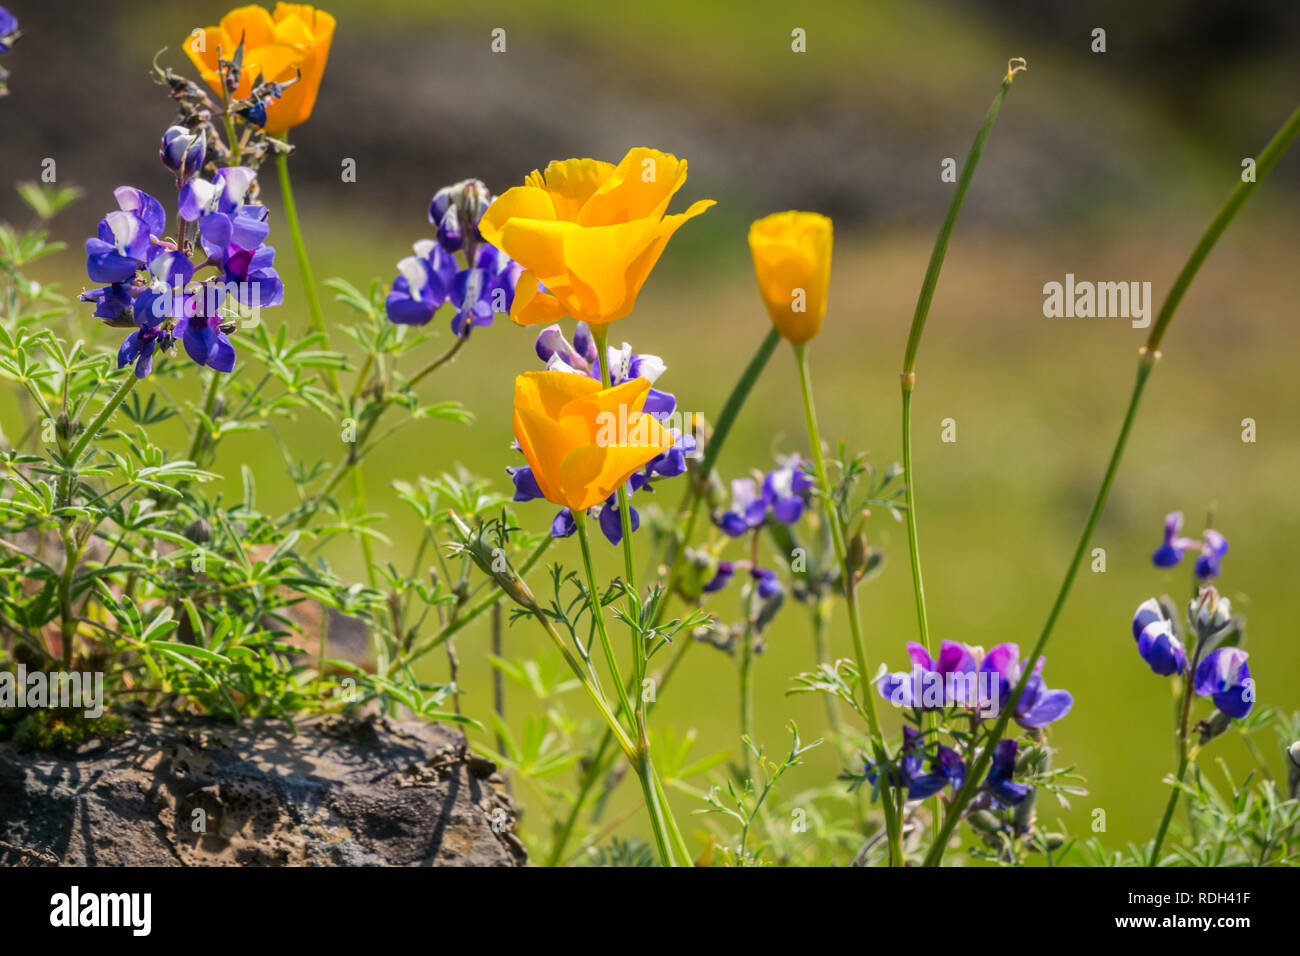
[748,211,833,344]
[185,4,335,136]
[480,148,714,328]
[513,371,674,513]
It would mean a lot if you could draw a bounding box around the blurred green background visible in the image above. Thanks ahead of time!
[2,0,1299,860]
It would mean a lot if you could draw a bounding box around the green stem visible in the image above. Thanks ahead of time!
[923,355,1155,866]
[792,341,902,865]
[1146,104,1300,352]
[655,326,780,624]
[898,68,1021,841]
[275,148,339,395]
[1150,672,1195,865]
[575,513,633,724]
[903,63,1021,374]
[574,511,679,866]
[923,101,1300,867]
[394,534,552,671]
[186,369,222,466]
[68,373,138,466]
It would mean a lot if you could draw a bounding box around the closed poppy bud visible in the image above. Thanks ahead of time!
[185,4,335,136]
[160,126,206,180]
[748,211,833,344]
[512,371,674,513]
[480,148,713,328]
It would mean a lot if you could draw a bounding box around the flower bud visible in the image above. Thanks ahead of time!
[1193,585,1231,634]
[160,126,205,180]
[748,211,833,344]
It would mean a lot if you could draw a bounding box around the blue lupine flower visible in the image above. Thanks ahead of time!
[386,180,518,335]
[1151,511,1228,579]
[717,478,768,537]
[864,726,967,801]
[1193,647,1254,719]
[85,188,166,283]
[0,7,17,55]
[878,640,980,710]
[985,739,1031,807]
[979,643,1074,729]
[715,455,813,536]
[752,566,782,599]
[429,180,492,254]
[1194,530,1229,579]
[878,641,1073,728]
[1131,597,1187,676]
[449,243,522,337]
[702,560,734,593]
[510,323,690,545]
[386,239,458,325]
[160,126,206,181]
[81,164,282,377]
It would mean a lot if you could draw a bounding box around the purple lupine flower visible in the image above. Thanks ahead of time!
[717,478,768,537]
[429,180,492,255]
[597,495,640,545]
[864,727,966,801]
[715,456,813,536]
[386,239,458,325]
[702,560,734,593]
[1131,598,1187,676]
[978,643,1073,729]
[387,180,517,334]
[1152,512,1195,567]
[0,7,17,54]
[85,188,166,283]
[160,126,206,181]
[81,164,281,378]
[510,323,690,545]
[450,243,522,337]
[877,640,979,710]
[985,739,1031,807]
[0,7,15,97]
[905,744,967,800]
[1193,647,1254,719]
[1151,512,1229,579]
[1194,530,1229,580]
[762,455,813,524]
[752,566,782,599]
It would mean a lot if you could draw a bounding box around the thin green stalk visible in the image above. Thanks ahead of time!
[1150,670,1196,865]
[901,60,1024,374]
[275,147,339,395]
[792,341,902,865]
[68,373,138,465]
[738,528,760,780]
[186,369,222,465]
[923,101,1300,867]
[656,326,780,622]
[1146,104,1300,353]
[924,355,1155,866]
[396,534,552,670]
[574,513,633,724]
[546,618,698,865]
[574,511,679,866]
[899,65,1023,842]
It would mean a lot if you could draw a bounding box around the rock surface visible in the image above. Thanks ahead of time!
[0,715,525,866]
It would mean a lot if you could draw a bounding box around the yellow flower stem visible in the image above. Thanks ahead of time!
[574,510,680,866]
[792,341,903,865]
